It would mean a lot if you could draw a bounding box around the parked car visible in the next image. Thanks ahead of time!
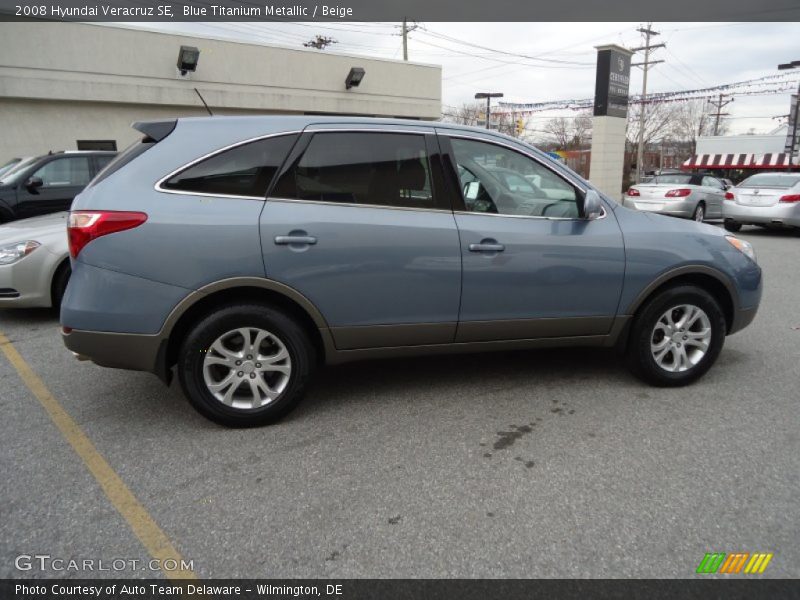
[723,172,800,232]
[0,212,71,308]
[0,151,116,224]
[61,117,762,427]
[624,173,728,222]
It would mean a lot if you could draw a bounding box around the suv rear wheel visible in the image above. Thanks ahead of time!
[177,304,315,427]
[626,285,726,386]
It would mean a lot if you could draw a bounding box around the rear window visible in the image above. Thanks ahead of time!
[89,139,155,187]
[739,174,800,188]
[652,174,693,184]
[162,134,298,198]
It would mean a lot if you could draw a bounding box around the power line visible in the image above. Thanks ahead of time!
[708,93,734,135]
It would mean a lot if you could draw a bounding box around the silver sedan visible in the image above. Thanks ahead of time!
[723,172,800,232]
[624,173,728,222]
[0,211,70,308]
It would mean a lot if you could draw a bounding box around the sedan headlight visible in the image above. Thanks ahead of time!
[0,240,41,265]
[725,235,756,263]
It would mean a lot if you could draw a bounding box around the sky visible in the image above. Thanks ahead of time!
[118,21,800,138]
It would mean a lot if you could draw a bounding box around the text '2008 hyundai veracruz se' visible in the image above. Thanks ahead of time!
[61,116,762,427]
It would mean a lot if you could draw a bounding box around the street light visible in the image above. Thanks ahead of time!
[778,60,800,171]
[475,92,504,130]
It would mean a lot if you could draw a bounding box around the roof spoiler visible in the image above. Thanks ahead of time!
[132,119,177,142]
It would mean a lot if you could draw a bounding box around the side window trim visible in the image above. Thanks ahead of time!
[155,131,302,200]
[267,129,451,213]
[438,133,589,221]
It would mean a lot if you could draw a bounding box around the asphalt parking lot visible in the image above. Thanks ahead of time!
[1,226,798,580]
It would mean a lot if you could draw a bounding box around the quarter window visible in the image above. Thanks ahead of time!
[162,134,298,197]
[272,132,439,210]
[451,138,578,218]
[33,157,92,187]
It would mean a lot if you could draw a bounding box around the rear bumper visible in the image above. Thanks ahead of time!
[723,201,800,227]
[622,197,695,218]
[62,328,163,373]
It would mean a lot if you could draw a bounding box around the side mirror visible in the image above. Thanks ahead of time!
[582,189,603,220]
[25,176,44,192]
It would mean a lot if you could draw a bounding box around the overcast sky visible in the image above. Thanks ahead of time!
[119,21,800,137]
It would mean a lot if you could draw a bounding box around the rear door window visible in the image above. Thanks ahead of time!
[272,131,444,210]
[162,134,299,198]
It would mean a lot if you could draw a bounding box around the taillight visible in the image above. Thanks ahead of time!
[627,188,640,197]
[779,194,800,203]
[665,188,692,198]
[724,192,735,200]
[68,211,148,258]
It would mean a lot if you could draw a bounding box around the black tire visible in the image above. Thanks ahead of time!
[724,220,742,232]
[177,303,315,427]
[626,285,726,387]
[51,261,71,310]
[692,202,705,222]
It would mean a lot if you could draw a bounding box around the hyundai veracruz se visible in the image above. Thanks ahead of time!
[61,117,762,427]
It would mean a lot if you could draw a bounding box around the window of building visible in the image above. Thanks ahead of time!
[77,140,118,151]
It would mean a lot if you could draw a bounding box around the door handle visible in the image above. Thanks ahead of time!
[274,235,317,246]
[468,243,505,253]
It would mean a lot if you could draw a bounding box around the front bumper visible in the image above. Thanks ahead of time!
[729,306,759,335]
[722,201,800,227]
[0,249,59,308]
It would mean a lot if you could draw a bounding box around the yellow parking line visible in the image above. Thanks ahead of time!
[0,332,197,580]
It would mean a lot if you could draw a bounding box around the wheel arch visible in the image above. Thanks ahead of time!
[161,278,330,380]
[625,265,737,334]
[49,256,71,307]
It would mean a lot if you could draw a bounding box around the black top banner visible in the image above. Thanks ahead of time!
[1,0,800,21]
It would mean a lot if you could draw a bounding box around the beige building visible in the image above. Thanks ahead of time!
[0,21,442,160]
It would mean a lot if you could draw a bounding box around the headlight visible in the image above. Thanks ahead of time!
[0,240,41,265]
[725,235,756,263]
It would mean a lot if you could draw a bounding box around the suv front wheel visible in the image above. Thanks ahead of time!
[626,285,726,386]
[177,304,315,427]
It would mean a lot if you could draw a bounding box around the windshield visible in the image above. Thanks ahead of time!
[652,174,692,184]
[739,174,800,188]
[0,157,37,184]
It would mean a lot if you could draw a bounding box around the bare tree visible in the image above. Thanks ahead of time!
[303,35,337,50]
[670,99,728,154]
[443,102,484,127]
[542,112,593,150]
[626,101,678,157]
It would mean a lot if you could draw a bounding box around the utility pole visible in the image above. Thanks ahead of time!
[401,18,418,61]
[778,60,800,171]
[475,92,504,130]
[708,93,733,136]
[631,24,665,183]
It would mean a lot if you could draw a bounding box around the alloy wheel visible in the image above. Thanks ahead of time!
[650,304,712,373]
[202,327,291,409]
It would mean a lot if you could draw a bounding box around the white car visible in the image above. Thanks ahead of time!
[624,173,728,222]
[0,211,70,308]
[723,172,800,232]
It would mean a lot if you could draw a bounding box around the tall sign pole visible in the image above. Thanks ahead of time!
[588,44,633,199]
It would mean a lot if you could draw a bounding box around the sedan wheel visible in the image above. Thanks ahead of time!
[693,204,705,222]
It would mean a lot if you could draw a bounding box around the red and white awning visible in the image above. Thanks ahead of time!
[682,153,796,169]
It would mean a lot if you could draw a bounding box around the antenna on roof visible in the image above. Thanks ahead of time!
[194,88,214,116]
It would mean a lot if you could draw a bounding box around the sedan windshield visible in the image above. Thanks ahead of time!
[739,174,800,188]
[0,157,37,184]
